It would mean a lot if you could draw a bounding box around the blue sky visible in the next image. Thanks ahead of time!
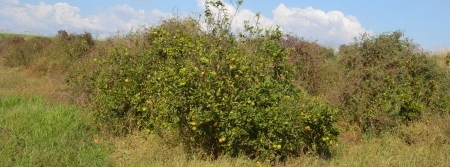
[1,0,449,51]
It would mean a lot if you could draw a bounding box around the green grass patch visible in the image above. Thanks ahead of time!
[0,95,111,166]
[0,33,41,42]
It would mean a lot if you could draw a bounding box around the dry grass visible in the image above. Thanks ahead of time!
[0,65,69,103]
[109,131,302,167]
[105,112,450,166]
[106,116,449,167]
[432,52,450,72]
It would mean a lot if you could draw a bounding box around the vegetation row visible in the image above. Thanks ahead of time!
[1,0,449,163]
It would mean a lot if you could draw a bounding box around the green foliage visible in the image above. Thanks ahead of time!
[338,31,450,133]
[59,30,95,59]
[68,0,338,161]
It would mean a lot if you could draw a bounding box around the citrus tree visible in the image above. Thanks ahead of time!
[68,0,339,161]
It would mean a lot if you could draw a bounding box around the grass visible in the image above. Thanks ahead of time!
[0,60,112,166]
[106,121,450,167]
[109,131,277,167]
[0,65,68,102]
[328,122,450,167]
[0,32,42,42]
[0,95,111,166]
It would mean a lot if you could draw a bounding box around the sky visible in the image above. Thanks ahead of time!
[1,0,449,52]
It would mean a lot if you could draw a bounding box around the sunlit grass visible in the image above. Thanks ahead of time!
[107,119,450,167]
[0,95,111,166]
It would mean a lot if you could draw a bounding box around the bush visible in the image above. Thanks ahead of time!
[338,31,450,134]
[59,30,95,59]
[282,35,336,96]
[2,36,51,68]
[0,36,25,56]
[1,31,94,76]
[68,0,339,161]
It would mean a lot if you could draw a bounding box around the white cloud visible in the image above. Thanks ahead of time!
[195,0,370,47]
[195,0,274,33]
[52,3,101,30]
[0,1,168,37]
[0,1,102,33]
[0,0,370,46]
[272,4,370,45]
[90,4,168,36]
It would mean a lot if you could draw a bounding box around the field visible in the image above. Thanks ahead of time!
[0,65,111,166]
[1,8,450,166]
